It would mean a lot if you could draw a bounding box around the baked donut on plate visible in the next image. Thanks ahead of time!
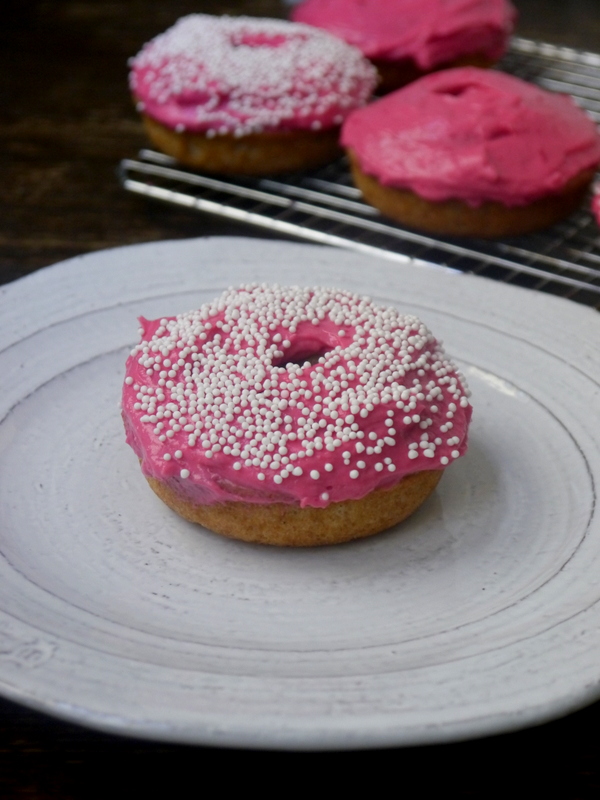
[122,285,472,546]
[129,14,377,175]
[341,67,600,238]
[292,0,516,92]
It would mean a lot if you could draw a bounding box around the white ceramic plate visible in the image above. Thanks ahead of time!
[1,237,600,750]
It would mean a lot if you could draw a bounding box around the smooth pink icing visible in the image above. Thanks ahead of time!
[341,67,600,207]
[129,14,377,136]
[292,0,516,70]
[122,285,472,509]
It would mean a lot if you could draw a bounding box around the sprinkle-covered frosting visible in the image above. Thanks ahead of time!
[341,67,600,207]
[129,14,377,136]
[292,0,516,70]
[122,285,472,509]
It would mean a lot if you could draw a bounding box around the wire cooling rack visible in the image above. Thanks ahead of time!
[119,37,600,309]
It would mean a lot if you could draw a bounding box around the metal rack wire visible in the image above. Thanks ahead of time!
[119,37,600,309]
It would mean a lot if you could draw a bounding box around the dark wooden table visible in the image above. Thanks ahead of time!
[2,1,600,795]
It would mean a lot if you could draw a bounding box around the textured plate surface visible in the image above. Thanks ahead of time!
[1,237,600,749]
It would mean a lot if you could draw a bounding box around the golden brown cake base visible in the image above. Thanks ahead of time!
[146,469,442,547]
[372,53,494,94]
[348,152,595,238]
[141,114,342,175]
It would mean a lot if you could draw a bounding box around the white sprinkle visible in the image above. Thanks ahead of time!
[180,469,190,478]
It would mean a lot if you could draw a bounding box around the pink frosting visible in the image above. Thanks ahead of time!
[341,67,600,207]
[292,0,516,70]
[122,285,472,510]
[129,14,377,136]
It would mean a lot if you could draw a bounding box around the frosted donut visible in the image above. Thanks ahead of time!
[122,285,472,546]
[129,14,377,175]
[341,68,600,238]
[292,0,516,92]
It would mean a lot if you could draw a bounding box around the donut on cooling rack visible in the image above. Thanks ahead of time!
[292,0,516,93]
[128,14,377,175]
[122,284,472,546]
[341,67,600,238]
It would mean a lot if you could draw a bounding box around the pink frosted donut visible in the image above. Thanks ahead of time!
[342,67,600,237]
[122,285,472,546]
[292,0,517,91]
[129,14,377,174]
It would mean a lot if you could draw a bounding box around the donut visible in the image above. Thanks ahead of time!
[292,0,516,92]
[341,68,600,238]
[129,14,377,175]
[122,284,472,546]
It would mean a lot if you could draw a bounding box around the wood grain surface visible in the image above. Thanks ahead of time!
[1,1,600,796]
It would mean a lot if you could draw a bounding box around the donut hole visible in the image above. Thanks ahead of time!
[273,335,334,369]
[231,32,290,49]
[435,83,470,98]
[176,90,211,107]
[488,126,512,140]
